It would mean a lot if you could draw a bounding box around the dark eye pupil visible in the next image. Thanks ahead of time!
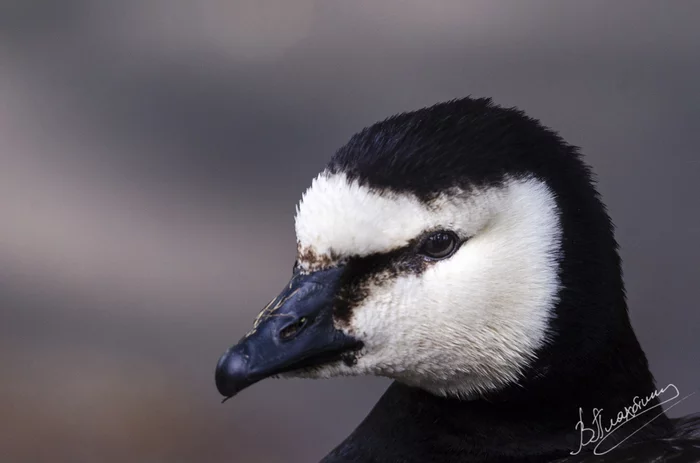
[422,232,456,259]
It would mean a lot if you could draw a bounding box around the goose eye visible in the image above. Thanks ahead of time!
[420,232,458,259]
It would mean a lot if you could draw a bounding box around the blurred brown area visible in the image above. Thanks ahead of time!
[0,1,699,462]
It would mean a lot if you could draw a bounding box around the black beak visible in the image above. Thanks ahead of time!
[215,266,361,399]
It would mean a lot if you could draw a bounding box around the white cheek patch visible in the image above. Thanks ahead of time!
[293,175,562,399]
[295,171,496,267]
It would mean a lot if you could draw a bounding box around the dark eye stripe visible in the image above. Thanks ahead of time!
[329,230,466,324]
[332,242,417,324]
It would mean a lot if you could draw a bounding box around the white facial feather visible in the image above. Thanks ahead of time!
[293,171,562,398]
[295,172,495,263]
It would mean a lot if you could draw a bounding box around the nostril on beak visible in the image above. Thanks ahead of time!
[279,317,309,341]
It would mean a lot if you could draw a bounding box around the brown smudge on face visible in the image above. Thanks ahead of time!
[296,244,340,273]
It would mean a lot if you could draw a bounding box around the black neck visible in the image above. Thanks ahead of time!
[322,322,671,463]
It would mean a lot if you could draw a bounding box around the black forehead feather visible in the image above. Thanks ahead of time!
[328,97,588,201]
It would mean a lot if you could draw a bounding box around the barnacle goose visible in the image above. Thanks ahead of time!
[215,97,700,462]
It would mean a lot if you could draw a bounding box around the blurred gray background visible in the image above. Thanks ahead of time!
[1,1,698,462]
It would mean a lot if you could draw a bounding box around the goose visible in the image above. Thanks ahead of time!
[214,97,700,462]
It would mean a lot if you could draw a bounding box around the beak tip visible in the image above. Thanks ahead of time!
[215,345,253,398]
